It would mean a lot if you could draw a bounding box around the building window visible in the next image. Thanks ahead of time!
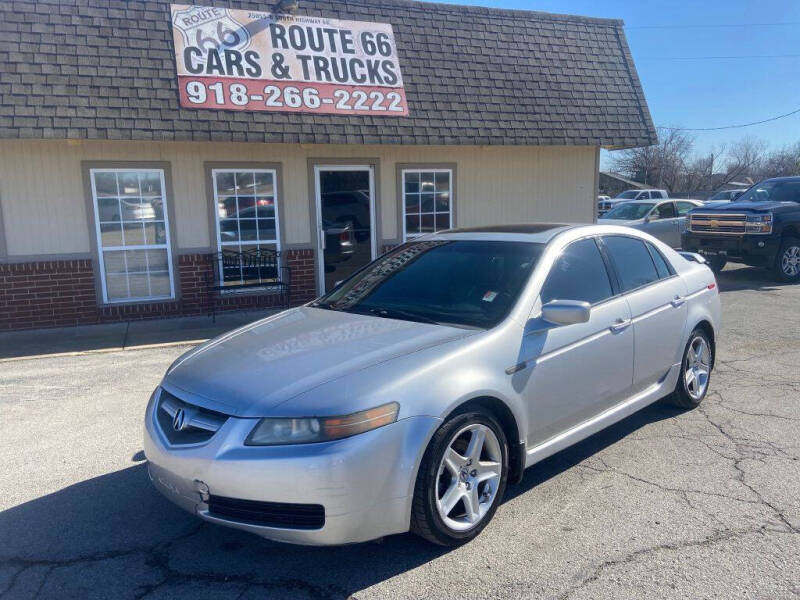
[211,169,280,285]
[89,169,175,303]
[402,169,452,239]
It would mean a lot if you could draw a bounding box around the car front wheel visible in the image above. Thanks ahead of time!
[411,410,508,546]
[774,237,800,282]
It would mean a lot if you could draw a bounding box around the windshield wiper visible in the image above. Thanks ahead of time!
[366,307,441,325]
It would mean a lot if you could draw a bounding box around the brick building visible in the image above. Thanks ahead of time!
[0,0,656,331]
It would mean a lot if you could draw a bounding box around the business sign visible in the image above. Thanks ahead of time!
[170,4,408,116]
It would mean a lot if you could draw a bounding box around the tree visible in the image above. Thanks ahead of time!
[610,128,694,192]
[759,142,800,179]
[722,137,767,184]
[609,131,798,197]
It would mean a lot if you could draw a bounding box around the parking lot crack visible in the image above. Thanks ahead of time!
[557,526,786,600]
[698,404,799,534]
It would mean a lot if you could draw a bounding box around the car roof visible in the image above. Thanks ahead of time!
[423,222,670,244]
[611,199,657,206]
[416,223,681,246]
[430,223,573,243]
[762,176,800,183]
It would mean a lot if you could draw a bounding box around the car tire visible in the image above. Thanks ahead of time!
[667,328,713,409]
[411,409,508,546]
[773,237,800,283]
[706,256,727,273]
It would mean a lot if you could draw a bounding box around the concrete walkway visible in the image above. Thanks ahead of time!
[0,309,277,361]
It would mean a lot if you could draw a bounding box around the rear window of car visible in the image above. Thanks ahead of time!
[676,201,696,216]
[647,242,674,279]
[540,238,613,305]
[603,236,659,292]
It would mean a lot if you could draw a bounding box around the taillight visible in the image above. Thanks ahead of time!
[339,230,351,242]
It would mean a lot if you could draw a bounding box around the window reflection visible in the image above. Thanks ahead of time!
[403,170,453,239]
[91,169,174,302]
[212,169,280,286]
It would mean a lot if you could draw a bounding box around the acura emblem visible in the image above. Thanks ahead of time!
[173,408,187,431]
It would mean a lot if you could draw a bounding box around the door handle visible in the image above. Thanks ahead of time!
[319,226,326,251]
[671,295,686,307]
[610,318,631,333]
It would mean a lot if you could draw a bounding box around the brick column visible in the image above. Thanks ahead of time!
[285,248,317,305]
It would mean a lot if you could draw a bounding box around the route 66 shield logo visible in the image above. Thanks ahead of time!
[172,5,252,54]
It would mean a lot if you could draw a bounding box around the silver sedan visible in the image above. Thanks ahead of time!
[598,199,703,248]
[144,224,721,546]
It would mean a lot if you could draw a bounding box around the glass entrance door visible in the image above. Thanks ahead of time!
[315,167,375,293]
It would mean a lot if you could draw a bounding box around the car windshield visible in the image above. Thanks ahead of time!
[615,191,640,199]
[709,191,731,201]
[313,240,544,329]
[737,179,800,204]
[602,202,654,220]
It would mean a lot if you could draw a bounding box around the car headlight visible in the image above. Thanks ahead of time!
[245,402,400,446]
[745,213,772,234]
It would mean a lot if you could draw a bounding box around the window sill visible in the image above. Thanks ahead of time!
[219,284,284,296]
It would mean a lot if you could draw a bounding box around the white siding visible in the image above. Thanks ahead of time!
[0,139,596,257]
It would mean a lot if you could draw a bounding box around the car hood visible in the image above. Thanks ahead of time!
[696,200,794,213]
[162,307,475,417]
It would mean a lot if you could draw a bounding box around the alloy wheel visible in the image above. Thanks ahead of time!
[781,245,800,277]
[435,423,502,531]
[684,336,711,400]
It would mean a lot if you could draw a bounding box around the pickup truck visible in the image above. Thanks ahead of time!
[682,176,800,281]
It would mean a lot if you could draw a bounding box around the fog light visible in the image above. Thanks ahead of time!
[757,241,765,248]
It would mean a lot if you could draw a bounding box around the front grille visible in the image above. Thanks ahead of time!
[155,389,228,445]
[208,495,325,530]
[689,213,747,235]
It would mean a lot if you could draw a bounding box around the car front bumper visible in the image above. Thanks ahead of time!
[143,390,441,545]
[681,232,779,265]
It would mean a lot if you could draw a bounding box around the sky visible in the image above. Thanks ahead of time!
[437,0,800,170]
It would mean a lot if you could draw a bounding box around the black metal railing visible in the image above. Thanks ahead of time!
[205,249,290,320]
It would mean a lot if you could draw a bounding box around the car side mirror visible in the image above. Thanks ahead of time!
[541,300,591,326]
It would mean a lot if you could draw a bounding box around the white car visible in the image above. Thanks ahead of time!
[599,199,703,248]
[598,189,669,215]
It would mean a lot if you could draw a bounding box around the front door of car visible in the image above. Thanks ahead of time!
[641,202,680,247]
[515,238,634,447]
[602,235,688,395]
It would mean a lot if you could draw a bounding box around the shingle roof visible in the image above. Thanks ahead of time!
[0,0,657,148]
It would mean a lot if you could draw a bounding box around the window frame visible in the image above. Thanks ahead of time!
[210,167,282,286]
[598,234,678,296]
[88,167,176,305]
[676,201,697,216]
[540,237,615,307]
[401,167,454,241]
[652,201,677,219]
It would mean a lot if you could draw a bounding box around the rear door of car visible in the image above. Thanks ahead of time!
[601,235,688,395]
[519,237,634,446]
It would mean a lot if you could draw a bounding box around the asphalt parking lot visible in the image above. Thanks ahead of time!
[1,264,798,600]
